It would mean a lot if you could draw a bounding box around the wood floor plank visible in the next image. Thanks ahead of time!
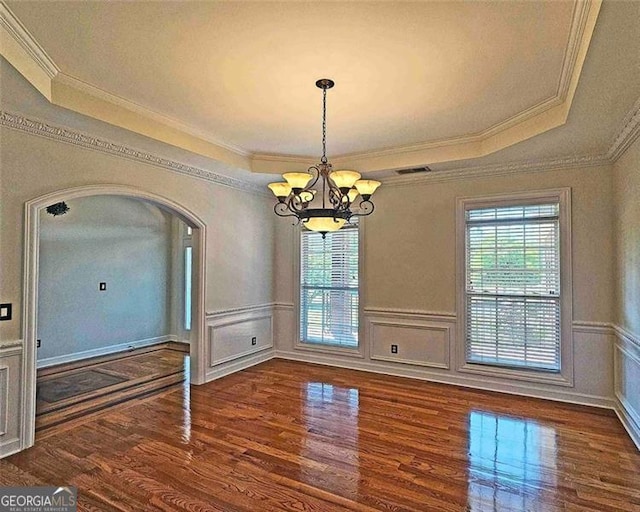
[2,359,639,512]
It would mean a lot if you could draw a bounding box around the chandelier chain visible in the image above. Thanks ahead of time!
[321,87,327,164]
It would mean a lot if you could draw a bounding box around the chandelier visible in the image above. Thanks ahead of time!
[268,79,381,237]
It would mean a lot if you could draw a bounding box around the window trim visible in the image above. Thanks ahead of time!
[456,188,574,387]
[293,220,365,358]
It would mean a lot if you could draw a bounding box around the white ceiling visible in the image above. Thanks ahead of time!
[1,1,638,178]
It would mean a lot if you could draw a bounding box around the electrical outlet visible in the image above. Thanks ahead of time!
[37,339,41,348]
[99,282,107,291]
[391,344,398,354]
[251,336,257,346]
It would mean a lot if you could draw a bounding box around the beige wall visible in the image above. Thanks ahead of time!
[612,134,640,448]
[276,165,615,322]
[613,135,640,336]
[0,126,274,343]
[273,164,616,406]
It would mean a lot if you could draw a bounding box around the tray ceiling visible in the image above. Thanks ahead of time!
[1,1,602,173]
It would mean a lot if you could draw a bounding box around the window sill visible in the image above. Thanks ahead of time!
[458,361,573,387]
[294,341,364,359]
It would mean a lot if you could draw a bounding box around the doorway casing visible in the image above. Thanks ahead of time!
[21,184,208,450]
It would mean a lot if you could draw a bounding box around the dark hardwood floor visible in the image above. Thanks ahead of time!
[2,359,639,511]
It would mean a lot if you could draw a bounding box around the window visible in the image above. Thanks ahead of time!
[184,246,192,331]
[458,190,572,381]
[182,223,193,333]
[299,221,359,348]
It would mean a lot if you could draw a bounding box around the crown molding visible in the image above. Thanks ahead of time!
[0,3,58,79]
[1,0,602,175]
[0,2,58,99]
[53,73,251,158]
[0,110,615,194]
[380,91,640,187]
[5,96,635,193]
[381,154,611,187]
[607,96,640,162]
[0,111,267,196]
[249,153,316,174]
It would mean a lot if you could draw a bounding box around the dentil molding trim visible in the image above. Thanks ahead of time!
[0,111,266,195]
[606,96,640,162]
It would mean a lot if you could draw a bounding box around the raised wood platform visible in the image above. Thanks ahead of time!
[3,359,639,511]
[35,343,189,434]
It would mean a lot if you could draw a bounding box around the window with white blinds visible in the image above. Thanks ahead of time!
[465,203,561,371]
[300,221,359,348]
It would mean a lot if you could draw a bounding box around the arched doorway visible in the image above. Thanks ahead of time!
[21,184,207,450]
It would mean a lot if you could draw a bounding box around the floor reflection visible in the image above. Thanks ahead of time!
[467,410,557,512]
[302,382,360,497]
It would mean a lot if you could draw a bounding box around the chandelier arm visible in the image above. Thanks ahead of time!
[349,199,375,217]
[274,202,300,219]
[328,187,345,208]
[289,198,310,217]
[321,167,327,208]
[325,172,345,206]
[303,165,322,192]
[287,196,302,213]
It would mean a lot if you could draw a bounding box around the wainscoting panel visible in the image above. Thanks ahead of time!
[614,325,640,449]
[207,305,274,367]
[0,344,23,458]
[0,367,7,436]
[369,319,451,369]
[276,310,618,411]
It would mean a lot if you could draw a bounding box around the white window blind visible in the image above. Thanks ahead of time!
[465,203,561,371]
[300,221,359,347]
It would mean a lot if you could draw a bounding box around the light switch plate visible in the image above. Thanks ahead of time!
[99,282,107,291]
[0,303,12,321]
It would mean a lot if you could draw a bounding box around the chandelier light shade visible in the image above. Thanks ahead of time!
[268,78,381,237]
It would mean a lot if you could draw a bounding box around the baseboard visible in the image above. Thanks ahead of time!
[205,349,275,382]
[0,436,21,459]
[615,397,640,450]
[36,335,177,369]
[274,350,615,410]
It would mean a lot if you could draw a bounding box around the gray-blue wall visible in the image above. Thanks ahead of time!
[37,195,172,362]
